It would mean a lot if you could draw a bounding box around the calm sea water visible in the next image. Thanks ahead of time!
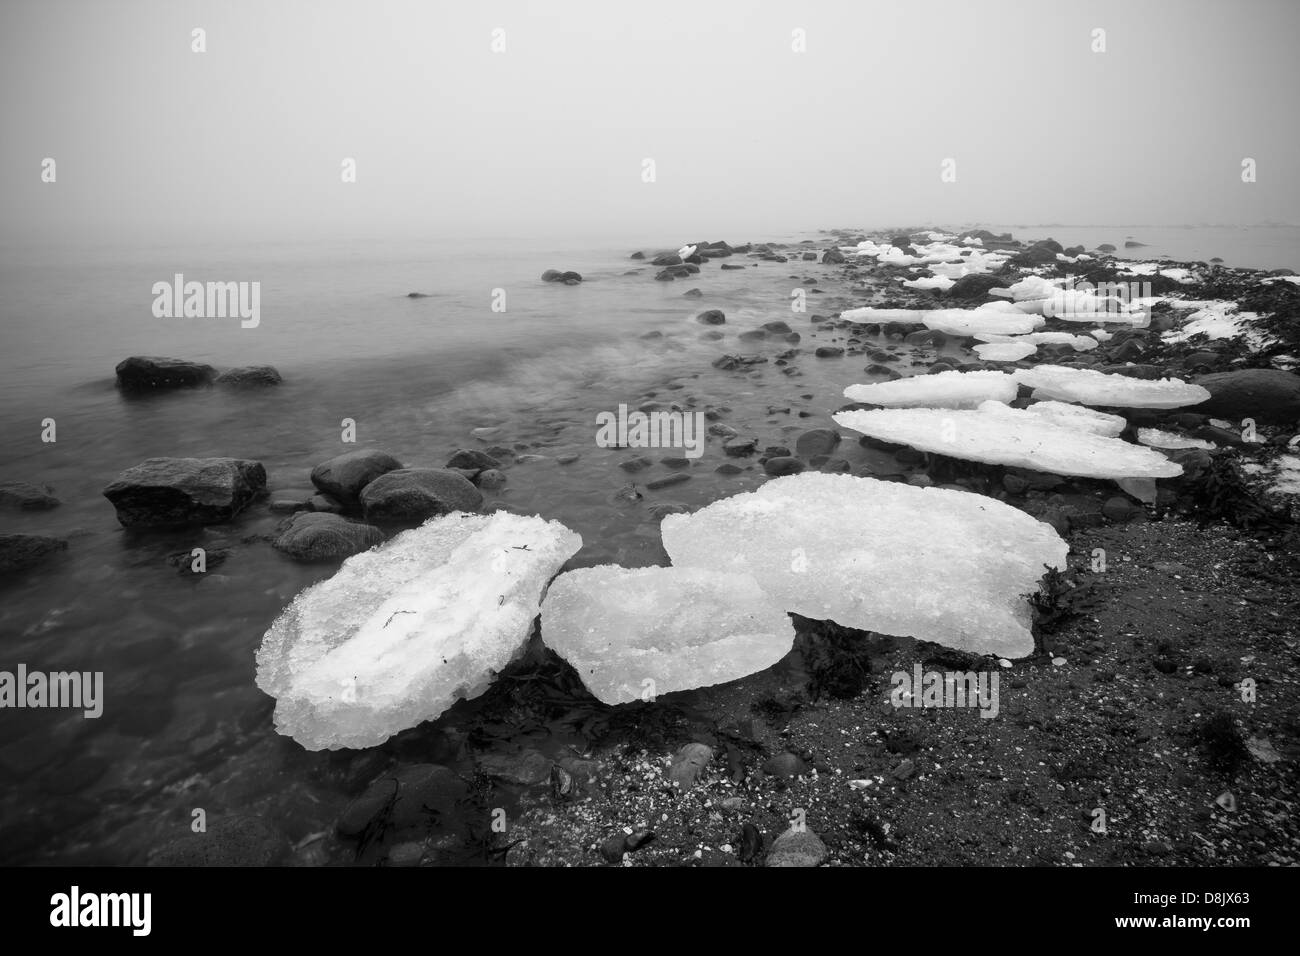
[0,224,1294,864]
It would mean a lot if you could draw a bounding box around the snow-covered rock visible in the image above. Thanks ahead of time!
[660,473,1067,658]
[540,566,795,704]
[1013,364,1211,409]
[843,370,1019,408]
[833,402,1182,479]
[255,511,582,750]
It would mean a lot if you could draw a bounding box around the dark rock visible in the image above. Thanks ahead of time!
[1193,369,1300,424]
[0,481,60,510]
[651,253,683,266]
[0,533,68,573]
[822,248,846,264]
[115,356,216,390]
[762,752,808,779]
[1102,496,1141,523]
[646,473,690,491]
[682,288,702,298]
[767,827,827,867]
[273,512,384,561]
[337,764,468,838]
[723,437,759,457]
[307,493,344,513]
[669,743,713,791]
[814,347,845,358]
[541,269,582,283]
[103,457,266,527]
[475,468,508,490]
[477,749,552,787]
[311,449,404,504]
[738,329,767,341]
[148,816,287,866]
[696,309,726,325]
[947,273,1008,300]
[630,251,645,260]
[445,449,501,471]
[795,429,840,457]
[214,365,282,387]
[763,320,792,334]
[763,457,805,477]
[1097,243,1117,253]
[360,469,483,522]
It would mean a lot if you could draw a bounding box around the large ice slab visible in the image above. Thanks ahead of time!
[844,370,1019,408]
[922,307,1043,337]
[974,341,1037,362]
[256,511,582,750]
[1021,400,1127,437]
[540,566,795,705]
[1013,365,1211,409]
[661,473,1066,658]
[1137,427,1216,450]
[833,402,1182,479]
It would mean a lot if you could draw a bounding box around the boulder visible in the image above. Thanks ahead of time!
[103,457,266,527]
[360,468,483,522]
[1193,369,1300,425]
[0,533,68,573]
[214,365,282,387]
[115,356,216,390]
[0,481,60,510]
[148,816,287,866]
[445,449,500,471]
[310,449,403,504]
[767,826,828,867]
[696,309,726,325]
[947,273,1009,300]
[273,512,385,562]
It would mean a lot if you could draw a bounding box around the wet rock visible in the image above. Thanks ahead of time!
[947,273,1008,300]
[307,493,344,513]
[822,248,846,264]
[646,473,690,490]
[477,749,553,787]
[739,329,767,342]
[0,533,68,573]
[0,481,60,510]
[273,512,384,561]
[763,456,805,477]
[360,468,483,522]
[148,816,288,866]
[214,365,282,387]
[103,457,266,527]
[337,764,468,838]
[115,355,216,390]
[767,826,828,867]
[814,347,845,358]
[475,468,508,490]
[696,309,726,325]
[310,448,404,504]
[446,449,501,471]
[794,428,840,457]
[668,743,713,791]
[541,269,582,284]
[166,546,230,574]
[723,437,758,457]
[682,288,702,298]
[1193,369,1300,424]
[763,320,792,334]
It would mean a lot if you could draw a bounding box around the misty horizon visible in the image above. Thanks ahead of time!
[3,0,1298,246]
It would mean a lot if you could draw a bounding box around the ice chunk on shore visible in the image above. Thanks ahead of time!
[901,275,956,292]
[661,473,1067,658]
[974,341,1037,362]
[1013,365,1211,409]
[1022,400,1127,437]
[840,307,930,324]
[922,307,1043,337]
[1137,427,1216,450]
[844,370,1019,408]
[833,402,1182,479]
[255,511,582,750]
[977,331,1099,351]
[540,566,794,704]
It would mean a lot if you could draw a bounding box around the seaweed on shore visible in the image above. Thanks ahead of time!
[1187,266,1300,356]
[1027,565,1084,652]
[1185,454,1290,531]
[1195,710,1250,778]
[790,614,874,701]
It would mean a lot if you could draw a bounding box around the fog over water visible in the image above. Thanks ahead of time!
[2,0,1298,248]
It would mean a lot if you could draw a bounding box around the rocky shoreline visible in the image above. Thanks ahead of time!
[2,226,1298,867]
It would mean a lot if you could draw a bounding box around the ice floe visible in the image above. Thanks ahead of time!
[1021,400,1127,437]
[660,473,1067,658]
[1137,427,1216,450]
[255,511,582,750]
[843,369,1019,408]
[1012,364,1211,409]
[833,402,1182,479]
[974,341,1038,362]
[540,566,795,704]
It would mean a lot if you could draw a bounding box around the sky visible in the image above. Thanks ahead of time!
[2,0,1298,244]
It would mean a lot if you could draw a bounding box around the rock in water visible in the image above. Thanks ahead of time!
[843,370,1019,409]
[1013,364,1211,409]
[115,355,216,390]
[540,566,795,704]
[255,511,582,750]
[660,473,1066,658]
[834,403,1180,479]
[103,457,266,527]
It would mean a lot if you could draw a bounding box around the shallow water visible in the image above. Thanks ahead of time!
[0,224,1291,864]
